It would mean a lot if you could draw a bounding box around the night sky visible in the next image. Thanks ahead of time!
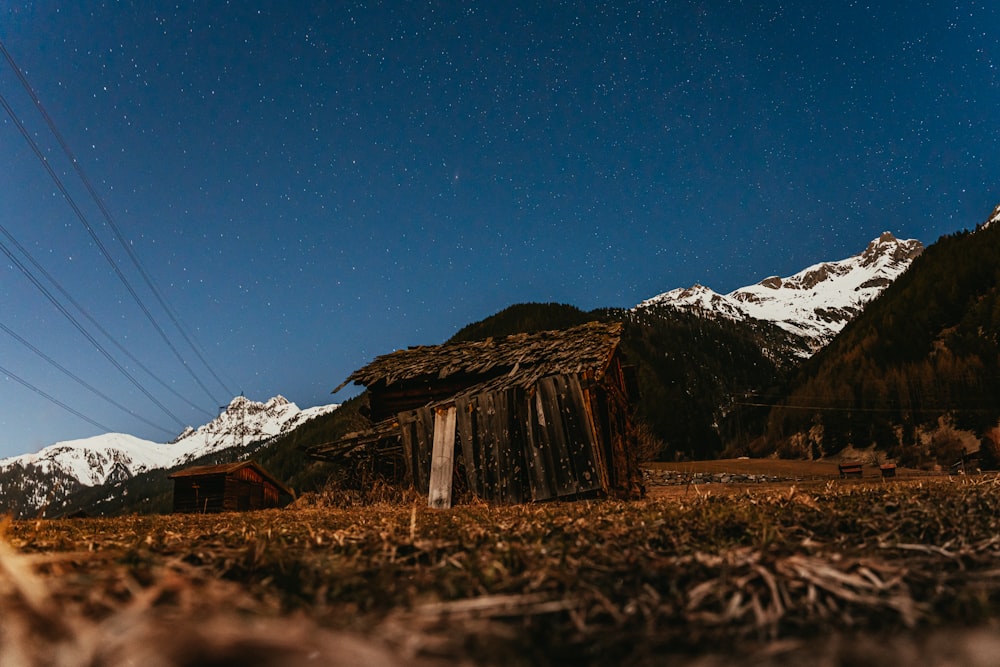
[1,1,997,457]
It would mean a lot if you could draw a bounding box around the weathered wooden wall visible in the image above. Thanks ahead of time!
[397,372,621,504]
[457,387,530,503]
[172,474,227,513]
[528,374,605,500]
[172,467,284,514]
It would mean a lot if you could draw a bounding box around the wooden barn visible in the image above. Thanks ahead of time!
[168,461,292,513]
[310,321,644,507]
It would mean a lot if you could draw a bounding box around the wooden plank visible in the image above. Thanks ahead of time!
[398,411,418,488]
[502,387,527,504]
[478,392,500,500]
[536,377,579,497]
[559,375,603,494]
[523,387,555,501]
[470,388,526,504]
[600,385,630,496]
[471,395,496,498]
[585,389,613,492]
[400,420,414,484]
[428,405,457,509]
[486,391,513,503]
[412,407,434,492]
[455,396,484,498]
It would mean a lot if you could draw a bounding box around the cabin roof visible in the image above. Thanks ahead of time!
[333,320,623,393]
[168,460,292,496]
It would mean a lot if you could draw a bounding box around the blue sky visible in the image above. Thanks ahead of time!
[0,1,997,457]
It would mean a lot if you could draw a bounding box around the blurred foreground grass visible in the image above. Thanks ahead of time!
[3,476,1000,665]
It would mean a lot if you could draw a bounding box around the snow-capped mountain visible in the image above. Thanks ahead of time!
[168,395,337,465]
[0,395,337,517]
[982,203,1000,230]
[638,232,924,354]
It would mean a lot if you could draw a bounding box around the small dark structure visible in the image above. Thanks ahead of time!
[169,461,292,513]
[950,452,980,475]
[310,322,644,507]
[838,461,864,479]
[880,462,897,479]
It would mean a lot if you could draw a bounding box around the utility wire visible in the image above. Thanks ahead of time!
[0,79,224,410]
[0,222,214,420]
[0,237,187,427]
[0,320,175,436]
[0,208,186,427]
[0,93,224,409]
[0,38,234,400]
[0,363,112,433]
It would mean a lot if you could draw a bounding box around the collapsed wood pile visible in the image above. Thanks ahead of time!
[311,322,644,506]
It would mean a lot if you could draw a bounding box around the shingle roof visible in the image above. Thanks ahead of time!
[333,321,623,392]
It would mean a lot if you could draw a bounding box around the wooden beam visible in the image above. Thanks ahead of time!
[428,405,457,509]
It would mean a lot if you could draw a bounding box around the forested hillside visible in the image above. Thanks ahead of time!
[448,302,597,342]
[613,305,789,460]
[764,222,1000,465]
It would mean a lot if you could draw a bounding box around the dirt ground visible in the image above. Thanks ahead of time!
[1,470,998,666]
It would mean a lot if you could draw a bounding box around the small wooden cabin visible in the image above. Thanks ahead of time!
[168,461,292,513]
[838,461,864,479]
[310,321,644,507]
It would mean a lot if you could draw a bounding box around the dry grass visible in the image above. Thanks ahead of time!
[3,476,1000,665]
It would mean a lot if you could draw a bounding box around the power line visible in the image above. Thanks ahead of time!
[0,88,236,428]
[0,363,112,433]
[0,222,214,420]
[0,220,187,428]
[0,320,175,436]
[0,88,223,408]
[0,38,235,400]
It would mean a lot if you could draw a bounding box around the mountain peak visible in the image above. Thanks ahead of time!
[225,394,253,410]
[637,232,924,356]
[637,283,746,320]
[859,231,923,268]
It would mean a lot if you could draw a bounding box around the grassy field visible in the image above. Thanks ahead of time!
[2,473,1000,665]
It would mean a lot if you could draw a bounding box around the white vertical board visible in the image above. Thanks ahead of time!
[428,405,457,509]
